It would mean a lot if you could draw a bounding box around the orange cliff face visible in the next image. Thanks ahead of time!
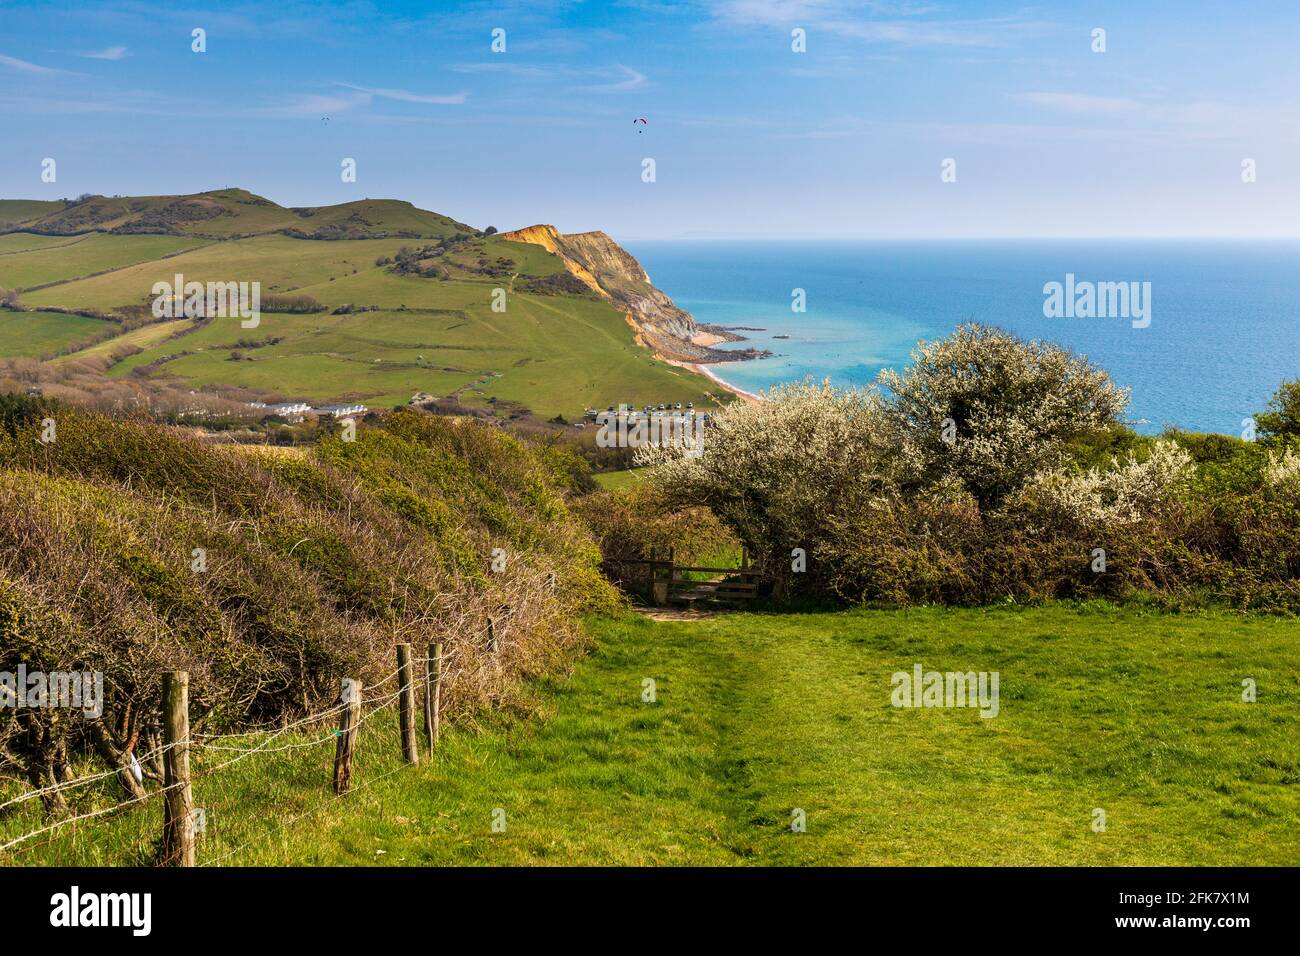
[498,225,606,296]
[498,224,701,356]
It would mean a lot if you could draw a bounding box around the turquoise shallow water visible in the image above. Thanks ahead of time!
[625,240,1300,435]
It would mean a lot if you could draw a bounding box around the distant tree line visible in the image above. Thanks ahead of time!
[261,294,327,314]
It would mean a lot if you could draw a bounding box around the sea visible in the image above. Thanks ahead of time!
[625,240,1300,435]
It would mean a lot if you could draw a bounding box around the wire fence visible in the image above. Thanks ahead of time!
[0,633,483,866]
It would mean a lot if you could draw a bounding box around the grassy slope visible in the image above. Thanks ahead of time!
[23,235,407,308]
[0,199,64,229]
[593,469,646,490]
[0,233,206,289]
[8,190,720,416]
[105,296,711,413]
[14,604,1291,866]
[25,233,715,415]
[48,318,193,364]
[0,311,111,358]
[287,606,1299,866]
[0,233,88,256]
[9,190,289,237]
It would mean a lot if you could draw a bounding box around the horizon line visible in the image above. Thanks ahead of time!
[620,235,1300,242]
[5,192,1298,243]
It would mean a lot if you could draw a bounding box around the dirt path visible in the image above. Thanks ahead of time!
[636,606,719,622]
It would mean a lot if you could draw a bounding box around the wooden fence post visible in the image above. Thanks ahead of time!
[160,670,195,867]
[424,642,443,752]
[333,677,361,794]
[397,643,419,765]
[654,548,675,606]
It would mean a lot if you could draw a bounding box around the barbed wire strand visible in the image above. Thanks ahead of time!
[0,678,409,853]
[0,665,405,810]
[0,625,508,858]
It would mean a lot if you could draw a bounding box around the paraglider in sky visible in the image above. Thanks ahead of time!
[634,117,647,133]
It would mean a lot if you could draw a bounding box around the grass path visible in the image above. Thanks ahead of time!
[235,605,1298,866]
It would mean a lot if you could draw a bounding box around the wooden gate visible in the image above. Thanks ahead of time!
[608,549,760,605]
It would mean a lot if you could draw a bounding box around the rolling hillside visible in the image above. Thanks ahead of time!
[3,189,472,240]
[0,199,66,230]
[0,191,723,417]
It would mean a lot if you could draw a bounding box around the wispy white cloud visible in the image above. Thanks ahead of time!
[448,62,558,79]
[79,46,129,61]
[255,92,372,118]
[256,84,467,118]
[578,64,647,92]
[772,115,1166,146]
[1009,91,1299,141]
[708,0,1047,48]
[335,83,467,105]
[459,60,648,92]
[0,52,81,76]
[1015,91,1141,114]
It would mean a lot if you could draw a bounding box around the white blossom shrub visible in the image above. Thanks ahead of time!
[1010,440,1194,531]
[1263,448,1300,488]
[878,323,1130,508]
[635,379,896,573]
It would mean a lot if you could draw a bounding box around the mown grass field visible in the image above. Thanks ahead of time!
[8,604,1294,866]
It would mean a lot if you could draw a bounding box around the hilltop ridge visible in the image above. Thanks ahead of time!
[0,189,472,240]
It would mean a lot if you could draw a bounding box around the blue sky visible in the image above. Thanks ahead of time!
[2,0,1298,239]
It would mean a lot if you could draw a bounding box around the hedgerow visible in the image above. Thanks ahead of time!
[0,397,619,805]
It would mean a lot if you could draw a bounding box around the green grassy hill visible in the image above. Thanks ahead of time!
[0,199,65,230]
[282,198,470,240]
[0,191,722,418]
[3,189,473,240]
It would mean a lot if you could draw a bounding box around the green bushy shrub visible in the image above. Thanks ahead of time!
[0,397,618,804]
